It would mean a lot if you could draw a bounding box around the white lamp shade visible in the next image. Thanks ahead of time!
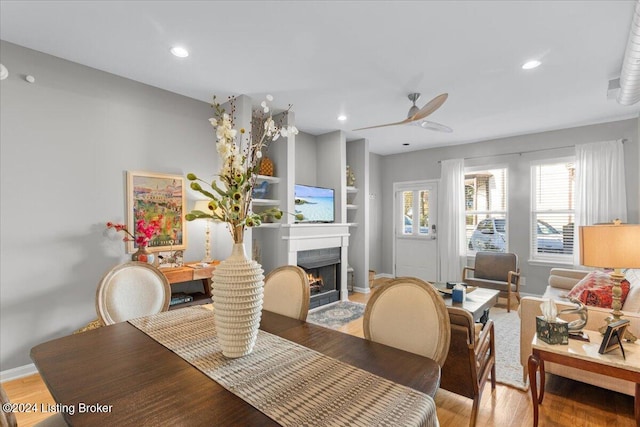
[579,224,640,269]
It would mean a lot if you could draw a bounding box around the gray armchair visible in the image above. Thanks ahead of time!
[462,252,521,312]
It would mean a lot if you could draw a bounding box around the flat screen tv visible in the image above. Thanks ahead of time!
[294,184,335,223]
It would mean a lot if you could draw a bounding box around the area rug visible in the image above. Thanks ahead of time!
[307,301,366,330]
[491,306,528,391]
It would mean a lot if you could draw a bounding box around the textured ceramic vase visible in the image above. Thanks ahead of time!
[212,242,264,358]
[131,246,154,264]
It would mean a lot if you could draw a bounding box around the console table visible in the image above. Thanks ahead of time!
[528,329,640,427]
[160,261,219,308]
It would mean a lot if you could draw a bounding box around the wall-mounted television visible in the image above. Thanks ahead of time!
[294,184,335,223]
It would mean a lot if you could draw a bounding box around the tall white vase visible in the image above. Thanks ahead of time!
[212,242,264,358]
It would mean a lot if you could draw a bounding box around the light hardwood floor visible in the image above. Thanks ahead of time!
[3,292,636,427]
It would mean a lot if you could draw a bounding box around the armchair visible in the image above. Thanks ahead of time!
[463,252,521,312]
[440,307,496,427]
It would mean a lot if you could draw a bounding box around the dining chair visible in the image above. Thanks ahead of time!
[363,277,451,366]
[440,307,496,427]
[96,261,171,325]
[0,384,67,427]
[262,265,310,321]
[463,251,521,312]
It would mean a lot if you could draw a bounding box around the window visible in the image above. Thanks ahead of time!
[531,159,575,261]
[465,167,508,253]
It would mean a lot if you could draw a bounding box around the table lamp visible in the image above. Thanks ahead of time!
[579,220,640,342]
[193,200,214,264]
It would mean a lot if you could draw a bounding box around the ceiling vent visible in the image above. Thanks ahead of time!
[617,0,640,105]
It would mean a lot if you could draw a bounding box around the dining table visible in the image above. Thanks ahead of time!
[30,307,441,426]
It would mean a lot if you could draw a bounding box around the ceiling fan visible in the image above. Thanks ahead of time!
[353,93,452,133]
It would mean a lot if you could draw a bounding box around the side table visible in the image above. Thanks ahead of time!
[160,261,219,308]
[528,329,640,427]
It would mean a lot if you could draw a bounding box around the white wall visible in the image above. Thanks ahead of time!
[379,118,639,295]
[0,41,218,371]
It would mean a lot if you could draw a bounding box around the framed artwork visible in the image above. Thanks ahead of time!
[126,171,187,253]
[598,319,629,359]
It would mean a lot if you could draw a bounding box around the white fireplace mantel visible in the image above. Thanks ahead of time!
[281,223,350,301]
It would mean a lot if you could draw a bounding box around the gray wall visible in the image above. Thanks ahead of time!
[0,41,217,372]
[368,152,383,274]
[380,118,639,295]
[294,131,317,186]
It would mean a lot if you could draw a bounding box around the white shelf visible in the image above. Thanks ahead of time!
[252,198,280,206]
[256,175,280,184]
[346,186,358,193]
[346,204,358,210]
[348,223,358,227]
[256,223,280,228]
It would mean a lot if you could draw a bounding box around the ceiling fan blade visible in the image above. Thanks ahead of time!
[409,93,448,121]
[353,118,411,131]
[419,120,453,133]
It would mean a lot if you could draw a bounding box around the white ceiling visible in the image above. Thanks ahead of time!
[1,1,639,155]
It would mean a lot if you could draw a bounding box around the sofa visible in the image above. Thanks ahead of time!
[520,268,640,396]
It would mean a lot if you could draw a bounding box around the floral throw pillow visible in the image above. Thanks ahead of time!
[566,270,630,309]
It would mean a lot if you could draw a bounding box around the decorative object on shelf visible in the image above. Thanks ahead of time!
[579,220,640,342]
[106,219,161,264]
[559,297,588,337]
[193,200,214,263]
[259,156,274,176]
[126,171,187,253]
[598,319,630,358]
[131,245,155,264]
[346,165,356,187]
[186,94,300,357]
[157,249,184,268]
[251,180,269,199]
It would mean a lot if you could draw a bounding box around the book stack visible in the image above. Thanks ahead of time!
[170,292,193,306]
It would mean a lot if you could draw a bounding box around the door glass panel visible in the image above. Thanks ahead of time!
[403,191,413,235]
[419,190,429,235]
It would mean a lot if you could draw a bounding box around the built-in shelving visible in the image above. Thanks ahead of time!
[256,223,280,228]
[252,198,280,206]
[256,175,280,184]
[346,186,358,194]
[346,204,358,210]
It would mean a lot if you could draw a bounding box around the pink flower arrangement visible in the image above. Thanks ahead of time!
[106,217,162,248]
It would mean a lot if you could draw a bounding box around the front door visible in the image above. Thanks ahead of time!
[394,181,438,281]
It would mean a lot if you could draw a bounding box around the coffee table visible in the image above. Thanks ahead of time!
[431,283,500,324]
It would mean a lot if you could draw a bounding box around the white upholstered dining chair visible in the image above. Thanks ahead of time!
[363,277,451,366]
[262,265,310,321]
[96,261,171,325]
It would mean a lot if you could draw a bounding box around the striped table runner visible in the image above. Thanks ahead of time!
[130,307,439,427]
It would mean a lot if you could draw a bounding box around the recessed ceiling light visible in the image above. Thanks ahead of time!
[170,46,189,58]
[337,115,347,121]
[522,60,541,70]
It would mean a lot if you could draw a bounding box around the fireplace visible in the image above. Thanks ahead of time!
[297,247,341,309]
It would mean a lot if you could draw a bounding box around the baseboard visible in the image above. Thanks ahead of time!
[375,273,393,279]
[0,363,37,383]
[353,286,371,294]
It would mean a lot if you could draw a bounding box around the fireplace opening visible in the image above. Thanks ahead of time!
[297,248,340,309]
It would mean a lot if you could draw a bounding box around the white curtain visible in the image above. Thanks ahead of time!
[574,139,628,264]
[438,158,466,281]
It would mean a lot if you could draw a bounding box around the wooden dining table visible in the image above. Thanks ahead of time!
[31,309,441,426]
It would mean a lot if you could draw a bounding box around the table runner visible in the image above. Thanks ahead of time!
[129,307,439,427]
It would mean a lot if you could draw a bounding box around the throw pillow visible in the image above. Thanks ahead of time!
[567,270,630,309]
[622,269,640,312]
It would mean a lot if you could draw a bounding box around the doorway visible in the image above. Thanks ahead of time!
[393,180,438,282]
